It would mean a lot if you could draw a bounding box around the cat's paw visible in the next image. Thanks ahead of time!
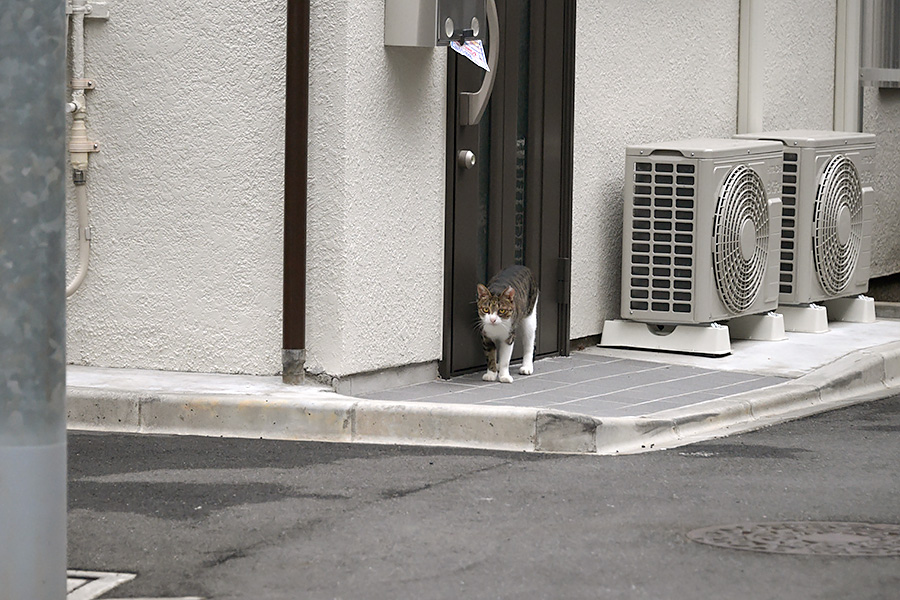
[482,371,498,382]
[499,373,514,384]
[518,364,533,375]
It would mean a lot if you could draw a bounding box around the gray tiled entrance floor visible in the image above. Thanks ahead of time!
[360,353,788,417]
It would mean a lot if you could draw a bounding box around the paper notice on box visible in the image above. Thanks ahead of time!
[450,40,490,72]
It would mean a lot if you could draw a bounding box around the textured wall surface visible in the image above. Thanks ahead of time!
[304,1,446,378]
[570,1,740,339]
[65,1,288,374]
[65,0,446,377]
[864,87,900,277]
[762,0,836,131]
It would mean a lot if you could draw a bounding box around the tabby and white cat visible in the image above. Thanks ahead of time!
[476,265,539,383]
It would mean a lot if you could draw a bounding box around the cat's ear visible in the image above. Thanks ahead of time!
[476,284,490,300]
[502,286,515,301]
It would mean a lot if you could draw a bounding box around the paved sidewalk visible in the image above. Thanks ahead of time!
[67,318,900,455]
[360,354,788,417]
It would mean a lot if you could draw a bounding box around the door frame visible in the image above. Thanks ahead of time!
[440,0,576,378]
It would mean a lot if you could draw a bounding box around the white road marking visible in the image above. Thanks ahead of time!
[66,571,135,600]
[66,570,203,600]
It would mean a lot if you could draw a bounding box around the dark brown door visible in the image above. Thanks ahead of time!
[441,0,575,377]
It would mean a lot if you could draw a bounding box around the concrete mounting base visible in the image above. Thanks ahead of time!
[599,319,731,356]
[726,312,787,341]
[779,304,830,334]
[823,295,876,323]
[282,348,306,385]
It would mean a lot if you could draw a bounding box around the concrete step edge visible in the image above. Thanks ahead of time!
[65,340,900,455]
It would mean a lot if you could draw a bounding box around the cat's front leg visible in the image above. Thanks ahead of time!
[518,295,538,375]
[497,340,514,383]
[482,336,499,382]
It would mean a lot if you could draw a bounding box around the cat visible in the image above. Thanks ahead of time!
[476,265,539,383]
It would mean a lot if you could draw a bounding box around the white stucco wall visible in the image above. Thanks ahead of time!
[570,1,740,340]
[864,87,900,278]
[65,0,447,378]
[305,1,446,378]
[66,0,288,374]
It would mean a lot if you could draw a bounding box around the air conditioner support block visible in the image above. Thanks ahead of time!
[726,311,787,341]
[779,304,829,333]
[823,295,876,323]
[599,319,731,356]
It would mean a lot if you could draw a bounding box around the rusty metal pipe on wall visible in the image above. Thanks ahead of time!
[282,0,310,383]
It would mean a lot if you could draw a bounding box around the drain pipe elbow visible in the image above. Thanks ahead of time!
[66,174,91,297]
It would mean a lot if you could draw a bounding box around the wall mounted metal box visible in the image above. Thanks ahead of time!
[621,138,784,325]
[861,0,900,87]
[735,130,876,305]
[385,0,485,47]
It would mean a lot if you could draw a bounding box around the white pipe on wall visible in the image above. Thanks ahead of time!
[66,185,91,297]
[834,0,863,131]
[71,0,85,111]
[67,0,93,297]
[737,0,764,134]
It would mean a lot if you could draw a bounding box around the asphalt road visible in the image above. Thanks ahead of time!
[68,397,900,599]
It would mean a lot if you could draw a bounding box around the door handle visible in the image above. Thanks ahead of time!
[459,0,498,127]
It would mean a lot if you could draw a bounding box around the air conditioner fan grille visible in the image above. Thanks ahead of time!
[713,165,769,314]
[813,155,863,296]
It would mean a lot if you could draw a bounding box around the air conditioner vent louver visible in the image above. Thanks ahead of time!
[779,153,799,295]
[628,161,696,315]
[813,155,863,296]
[713,165,769,314]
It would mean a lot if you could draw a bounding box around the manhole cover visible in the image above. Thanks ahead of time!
[687,522,900,557]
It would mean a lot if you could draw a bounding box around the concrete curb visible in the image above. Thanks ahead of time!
[626,340,900,453]
[66,341,900,455]
[67,388,543,452]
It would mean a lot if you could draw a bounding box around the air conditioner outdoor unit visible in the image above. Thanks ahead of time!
[735,130,876,330]
[601,138,784,355]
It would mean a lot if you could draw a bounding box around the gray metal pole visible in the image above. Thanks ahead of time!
[0,2,69,599]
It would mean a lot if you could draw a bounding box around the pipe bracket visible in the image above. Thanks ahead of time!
[66,1,110,19]
[69,140,100,153]
[70,78,96,90]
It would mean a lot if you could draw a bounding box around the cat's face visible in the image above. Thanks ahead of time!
[476,284,516,329]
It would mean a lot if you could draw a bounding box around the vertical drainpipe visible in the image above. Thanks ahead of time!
[283,0,310,384]
[737,0,764,134]
[834,0,862,132]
